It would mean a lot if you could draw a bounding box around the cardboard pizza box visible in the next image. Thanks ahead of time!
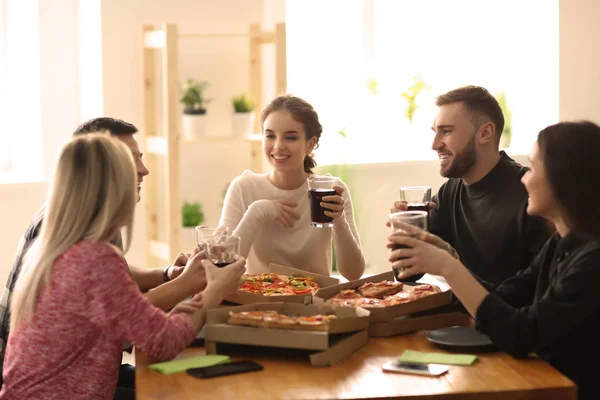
[205,302,370,340]
[205,329,368,368]
[205,302,369,367]
[314,271,453,323]
[308,330,368,367]
[368,306,472,337]
[223,264,339,305]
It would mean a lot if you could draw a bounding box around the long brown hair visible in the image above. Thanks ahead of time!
[537,121,600,236]
[261,94,323,174]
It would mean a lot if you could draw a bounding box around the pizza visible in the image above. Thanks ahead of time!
[328,282,442,308]
[357,281,404,298]
[227,310,337,331]
[238,273,320,296]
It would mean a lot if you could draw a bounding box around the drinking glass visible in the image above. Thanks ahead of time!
[388,211,428,282]
[307,175,337,228]
[399,186,432,212]
[195,226,230,250]
[203,235,241,268]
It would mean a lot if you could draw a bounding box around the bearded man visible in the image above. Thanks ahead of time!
[391,86,549,285]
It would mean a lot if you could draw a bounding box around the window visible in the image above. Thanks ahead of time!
[0,0,43,182]
[0,0,9,172]
[286,0,559,165]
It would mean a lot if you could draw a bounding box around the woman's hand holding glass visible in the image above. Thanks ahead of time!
[202,257,246,298]
[320,185,346,223]
[387,229,460,279]
[177,249,208,292]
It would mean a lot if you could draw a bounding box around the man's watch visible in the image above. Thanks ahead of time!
[162,265,171,282]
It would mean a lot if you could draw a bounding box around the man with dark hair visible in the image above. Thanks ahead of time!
[0,117,206,399]
[391,85,550,285]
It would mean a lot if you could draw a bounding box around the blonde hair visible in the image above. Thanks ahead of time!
[10,133,137,330]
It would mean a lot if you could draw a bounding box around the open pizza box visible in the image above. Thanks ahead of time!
[314,271,453,323]
[204,302,370,367]
[368,305,472,337]
[223,263,340,305]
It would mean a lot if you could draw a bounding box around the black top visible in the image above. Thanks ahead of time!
[476,232,600,400]
[429,152,550,284]
[0,209,44,386]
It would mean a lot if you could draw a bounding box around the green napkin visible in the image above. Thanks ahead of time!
[149,355,230,375]
[398,350,477,366]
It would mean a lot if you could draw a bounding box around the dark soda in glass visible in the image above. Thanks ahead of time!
[391,234,423,282]
[406,202,429,212]
[309,189,336,224]
[213,262,232,268]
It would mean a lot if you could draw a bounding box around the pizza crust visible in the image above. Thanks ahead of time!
[227,311,336,331]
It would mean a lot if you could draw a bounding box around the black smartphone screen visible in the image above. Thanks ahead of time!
[187,360,263,379]
[395,362,429,371]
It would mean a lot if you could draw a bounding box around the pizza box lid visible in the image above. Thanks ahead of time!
[205,329,369,368]
[314,271,452,323]
[205,302,370,350]
[223,264,339,305]
[368,306,472,337]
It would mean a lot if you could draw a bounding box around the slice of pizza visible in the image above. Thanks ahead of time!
[227,311,336,331]
[383,283,442,305]
[327,289,362,306]
[227,310,279,327]
[357,281,404,298]
[410,283,442,296]
[383,291,414,306]
[332,289,362,299]
[239,275,265,294]
[295,315,337,331]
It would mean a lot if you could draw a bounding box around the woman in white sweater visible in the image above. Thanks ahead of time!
[219,95,365,280]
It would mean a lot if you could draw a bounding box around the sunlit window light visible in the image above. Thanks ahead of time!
[286,0,558,166]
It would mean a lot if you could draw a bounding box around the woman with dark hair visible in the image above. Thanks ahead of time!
[219,94,365,280]
[388,120,600,400]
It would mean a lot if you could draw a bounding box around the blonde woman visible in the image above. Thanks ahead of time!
[0,134,245,400]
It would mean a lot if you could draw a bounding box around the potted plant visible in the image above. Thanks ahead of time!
[400,75,430,125]
[180,79,211,140]
[181,201,205,248]
[231,94,255,138]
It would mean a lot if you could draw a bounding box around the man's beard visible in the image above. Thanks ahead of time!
[441,135,477,179]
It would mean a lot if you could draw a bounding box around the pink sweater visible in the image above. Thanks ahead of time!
[0,241,197,400]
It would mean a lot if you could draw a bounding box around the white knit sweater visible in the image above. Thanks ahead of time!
[218,171,365,279]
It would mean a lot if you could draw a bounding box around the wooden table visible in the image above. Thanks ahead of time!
[136,331,577,399]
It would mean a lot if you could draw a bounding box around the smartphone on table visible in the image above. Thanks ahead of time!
[382,361,449,376]
[187,360,263,379]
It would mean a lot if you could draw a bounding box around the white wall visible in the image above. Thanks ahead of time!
[1,0,599,283]
[39,0,81,179]
[559,0,600,123]
[98,0,281,266]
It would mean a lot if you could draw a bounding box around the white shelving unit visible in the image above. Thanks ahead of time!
[141,23,286,266]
